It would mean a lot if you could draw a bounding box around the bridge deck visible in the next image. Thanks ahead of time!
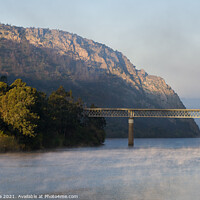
[84,108,200,118]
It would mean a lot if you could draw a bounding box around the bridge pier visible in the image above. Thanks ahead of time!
[128,117,134,146]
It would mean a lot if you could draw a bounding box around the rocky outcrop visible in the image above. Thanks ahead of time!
[0,24,184,109]
[0,23,199,137]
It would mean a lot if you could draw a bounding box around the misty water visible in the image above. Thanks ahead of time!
[1,138,200,200]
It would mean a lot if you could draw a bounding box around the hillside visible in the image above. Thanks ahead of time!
[0,23,199,138]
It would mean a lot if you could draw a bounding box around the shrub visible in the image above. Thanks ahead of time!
[0,131,20,152]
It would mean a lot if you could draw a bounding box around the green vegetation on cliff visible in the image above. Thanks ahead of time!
[0,78,106,152]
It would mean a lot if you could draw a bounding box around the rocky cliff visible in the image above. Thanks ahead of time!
[0,23,199,137]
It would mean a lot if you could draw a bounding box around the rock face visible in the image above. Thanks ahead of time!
[0,23,199,137]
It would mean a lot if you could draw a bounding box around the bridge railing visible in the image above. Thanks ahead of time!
[84,108,200,118]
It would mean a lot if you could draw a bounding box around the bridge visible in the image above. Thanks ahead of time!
[84,108,200,146]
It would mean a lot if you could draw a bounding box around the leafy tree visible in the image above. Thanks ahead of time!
[47,86,82,145]
[11,78,27,88]
[0,79,39,137]
[67,89,73,98]
[0,80,106,151]
[0,75,7,83]
[0,82,9,96]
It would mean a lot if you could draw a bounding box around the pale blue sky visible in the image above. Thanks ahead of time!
[1,0,200,98]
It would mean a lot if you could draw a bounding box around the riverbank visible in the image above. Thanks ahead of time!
[0,137,105,153]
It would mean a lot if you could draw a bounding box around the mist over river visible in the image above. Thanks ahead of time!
[1,138,200,200]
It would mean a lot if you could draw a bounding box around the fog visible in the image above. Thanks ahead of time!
[1,138,200,200]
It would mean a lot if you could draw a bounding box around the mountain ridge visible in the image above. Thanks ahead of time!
[0,23,199,137]
[0,23,183,108]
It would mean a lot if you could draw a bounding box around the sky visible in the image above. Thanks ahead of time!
[1,0,200,99]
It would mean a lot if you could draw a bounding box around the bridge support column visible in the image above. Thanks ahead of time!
[128,117,134,146]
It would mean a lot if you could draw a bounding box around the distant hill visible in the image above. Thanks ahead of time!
[0,23,199,138]
[181,98,200,129]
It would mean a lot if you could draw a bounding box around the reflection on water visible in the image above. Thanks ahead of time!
[1,138,200,200]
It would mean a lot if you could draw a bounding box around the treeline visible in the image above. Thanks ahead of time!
[0,78,106,152]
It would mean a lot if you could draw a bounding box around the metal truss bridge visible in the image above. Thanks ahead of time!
[84,108,200,118]
[84,108,200,146]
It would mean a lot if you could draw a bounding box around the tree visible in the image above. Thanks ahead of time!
[0,80,106,151]
[47,86,81,139]
[0,82,9,96]
[0,79,39,137]
[0,75,7,83]
[11,78,26,88]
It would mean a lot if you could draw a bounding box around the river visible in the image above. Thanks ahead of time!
[1,138,200,200]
